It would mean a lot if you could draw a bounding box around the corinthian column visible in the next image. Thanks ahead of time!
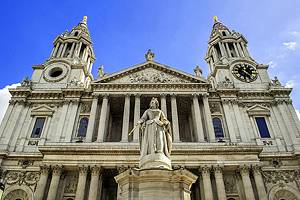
[121,94,131,142]
[202,93,215,142]
[88,165,101,200]
[133,94,141,142]
[160,93,167,116]
[47,165,63,200]
[252,165,267,200]
[86,95,99,142]
[171,94,180,142]
[75,165,88,200]
[213,165,226,200]
[239,165,255,200]
[200,166,213,200]
[192,94,204,142]
[97,95,109,142]
[35,165,50,200]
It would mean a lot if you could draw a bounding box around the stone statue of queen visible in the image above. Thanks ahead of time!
[136,97,172,169]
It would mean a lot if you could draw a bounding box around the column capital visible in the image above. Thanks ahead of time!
[252,165,262,174]
[101,93,109,99]
[90,165,101,176]
[78,165,89,175]
[160,93,167,97]
[192,93,199,97]
[212,165,223,174]
[202,92,209,98]
[238,165,251,175]
[40,164,50,175]
[171,93,177,98]
[92,93,100,98]
[52,165,63,176]
[199,165,212,175]
[134,93,141,98]
[125,93,131,97]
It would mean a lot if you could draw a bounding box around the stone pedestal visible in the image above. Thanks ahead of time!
[139,152,171,170]
[115,168,197,200]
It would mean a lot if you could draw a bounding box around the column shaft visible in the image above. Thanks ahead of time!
[133,94,140,142]
[52,43,60,57]
[47,165,62,200]
[35,165,50,200]
[121,94,131,142]
[86,96,99,142]
[68,43,76,58]
[201,167,213,200]
[240,166,255,200]
[160,94,167,116]
[225,43,231,57]
[222,101,237,142]
[213,166,226,200]
[75,166,88,200]
[233,43,240,57]
[97,96,109,142]
[61,43,68,57]
[193,94,204,142]
[202,94,215,142]
[171,95,180,142]
[253,166,267,200]
[88,166,101,200]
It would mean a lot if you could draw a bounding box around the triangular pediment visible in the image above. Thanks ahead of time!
[246,104,270,116]
[31,105,55,116]
[93,61,207,84]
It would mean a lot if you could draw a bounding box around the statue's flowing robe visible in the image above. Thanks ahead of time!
[139,109,172,158]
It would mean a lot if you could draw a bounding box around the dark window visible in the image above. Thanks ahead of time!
[255,117,270,138]
[77,117,89,137]
[212,117,224,138]
[214,44,222,59]
[79,44,87,59]
[31,117,46,138]
[222,31,226,36]
[228,43,236,57]
[74,31,79,36]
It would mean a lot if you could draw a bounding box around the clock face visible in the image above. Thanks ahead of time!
[231,63,258,82]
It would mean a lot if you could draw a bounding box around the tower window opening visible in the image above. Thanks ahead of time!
[79,44,87,59]
[64,43,72,57]
[255,117,270,138]
[31,117,46,138]
[228,43,236,57]
[222,31,226,36]
[74,31,79,36]
[214,44,221,59]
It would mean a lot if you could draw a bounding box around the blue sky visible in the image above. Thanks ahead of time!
[1,0,300,115]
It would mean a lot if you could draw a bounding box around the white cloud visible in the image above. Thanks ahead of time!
[283,41,297,50]
[285,80,295,88]
[290,31,300,37]
[296,109,300,121]
[0,83,20,123]
[267,61,277,68]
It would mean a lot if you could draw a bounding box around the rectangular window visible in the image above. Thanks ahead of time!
[31,117,46,138]
[255,117,270,138]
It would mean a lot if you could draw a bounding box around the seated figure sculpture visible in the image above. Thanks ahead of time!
[136,97,172,169]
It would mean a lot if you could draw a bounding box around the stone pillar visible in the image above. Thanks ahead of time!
[65,100,79,142]
[47,165,63,200]
[86,95,99,142]
[121,94,131,142]
[61,43,68,57]
[232,101,248,142]
[35,165,50,200]
[52,43,60,57]
[241,43,250,57]
[213,165,226,200]
[171,94,180,142]
[200,166,213,200]
[75,165,88,200]
[252,165,267,200]
[202,94,215,142]
[222,100,237,142]
[225,43,231,57]
[160,93,167,116]
[68,42,76,58]
[55,101,69,141]
[76,42,83,57]
[239,165,255,200]
[88,165,101,200]
[218,42,225,57]
[237,43,244,57]
[97,95,109,142]
[56,43,64,57]
[233,43,240,57]
[192,94,204,142]
[133,94,141,142]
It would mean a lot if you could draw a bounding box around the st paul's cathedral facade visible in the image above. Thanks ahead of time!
[0,16,299,200]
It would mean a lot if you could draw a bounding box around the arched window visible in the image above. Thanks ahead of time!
[77,117,89,137]
[212,117,224,138]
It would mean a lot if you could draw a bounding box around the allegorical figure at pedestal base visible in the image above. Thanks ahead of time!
[130,97,172,169]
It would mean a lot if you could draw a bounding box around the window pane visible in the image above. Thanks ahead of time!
[255,117,270,138]
[213,117,224,138]
[77,117,89,137]
[31,117,45,138]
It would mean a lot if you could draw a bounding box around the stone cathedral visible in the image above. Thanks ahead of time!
[0,15,299,200]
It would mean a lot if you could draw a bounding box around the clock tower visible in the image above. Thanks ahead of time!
[31,16,95,89]
[206,17,271,90]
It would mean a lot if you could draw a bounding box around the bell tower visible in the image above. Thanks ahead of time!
[205,17,271,89]
[31,16,95,89]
